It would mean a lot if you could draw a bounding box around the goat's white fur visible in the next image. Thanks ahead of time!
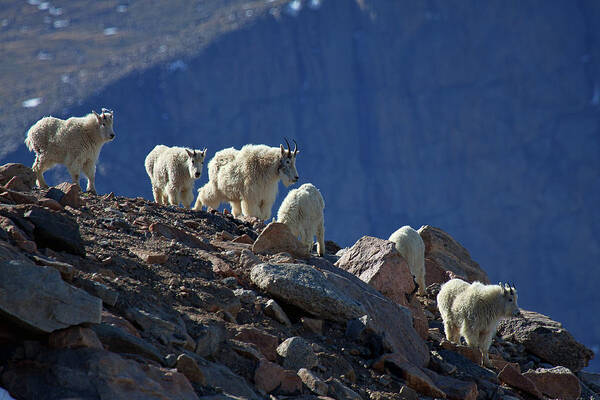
[437,279,520,366]
[24,109,116,193]
[194,142,299,220]
[145,145,206,208]
[277,183,325,256]
[388,225,426,295]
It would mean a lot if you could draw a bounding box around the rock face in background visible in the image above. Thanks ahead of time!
[1,0,599,370]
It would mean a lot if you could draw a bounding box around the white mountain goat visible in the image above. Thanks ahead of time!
[388,225,426,295]
[193,146,240,214]
[145,145,207,208]
[194,140,299,220]
[437,279,521,366]
[277,183,325,256]
[24,108,116,194]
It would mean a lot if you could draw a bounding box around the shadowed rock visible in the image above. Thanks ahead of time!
[497,310,593,372]
[0,260,101,333]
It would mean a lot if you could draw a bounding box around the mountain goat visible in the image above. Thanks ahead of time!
[24,109,116,194]
[437,279,521,366]
[194,140,299,220]
[145,145,206,208]
[277,183,325,256]
[388,225,426,295]
[193,147,240,214]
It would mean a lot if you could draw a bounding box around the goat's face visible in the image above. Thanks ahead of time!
[279,139,299,187]
[501,283,521,317]
[93,109,116,142]
[186,148,207,180]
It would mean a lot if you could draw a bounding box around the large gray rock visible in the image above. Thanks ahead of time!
[497,310,593,372]
[276,336,318,371]
[0,260,101,333]
[250,262,429,367]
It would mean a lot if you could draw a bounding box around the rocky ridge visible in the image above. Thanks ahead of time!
[0,163,597,400]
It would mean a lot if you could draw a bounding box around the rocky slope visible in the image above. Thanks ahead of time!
[2,1,599,366]
[0,163,597,400]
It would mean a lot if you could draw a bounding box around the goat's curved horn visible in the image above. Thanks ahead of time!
[284,138,291,154]
[293,139,298,156]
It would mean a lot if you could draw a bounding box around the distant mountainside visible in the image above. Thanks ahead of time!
[1,0,599,371]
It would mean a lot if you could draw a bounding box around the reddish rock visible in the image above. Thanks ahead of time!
[198,250,235,277]
[131,248,168,264]
[498,363,543,399]
[102,310,141,338]
[252,222,309,258]
[4,176,30,192]
[418,225,489,284]
[523,366,581,400]
[0,163,36,189]
[375,352,446,398]
[176,353,206,385]
[279,369,303,395]
[298,368,328,395]
[254,359,284,393]
[5,190,37,205]
[440,340,483,365]
[497,309,593,372]
[48,326,104,349]
[55,182,82,208]
[335,236,428,339]
[149,222,215,251]
[38,197,64,211]
[372,352,408,372]
[233,233,254,244]
[422,368,478,400]
[0,216,37,253]
[234,326,279,361]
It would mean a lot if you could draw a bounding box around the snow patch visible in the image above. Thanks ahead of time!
[22,97,42,108]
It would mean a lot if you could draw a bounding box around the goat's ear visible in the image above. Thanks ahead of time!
[92,110,101,123]
[185,148,194,158]
[280,144,285,156]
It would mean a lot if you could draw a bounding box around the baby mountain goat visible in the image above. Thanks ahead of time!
[437,279,521,367]
[145,145,207,208]
[388,226,426,295]
[277,183,325,256]
[25,109,116,194]
[194,140,299,220]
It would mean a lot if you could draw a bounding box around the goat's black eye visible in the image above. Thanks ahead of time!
[508,299,512,302]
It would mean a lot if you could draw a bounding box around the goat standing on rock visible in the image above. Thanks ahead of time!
[145,145,207,208]
[194,140,299,220]
[24,109,116,194]
[277,183,325,256]
[388,225,426,295]
[437,279,521,367]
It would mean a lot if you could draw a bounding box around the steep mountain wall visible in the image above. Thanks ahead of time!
[4,0,600,370]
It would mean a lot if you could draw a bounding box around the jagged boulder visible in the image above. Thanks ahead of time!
[523,366,581,400]
[497,310,593,372]
[250,262,429,367]
[335,236,429,339]
[23,206,85,255]
[0,163,36,190]
[418,225,489,284]
[0,260,101,333]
